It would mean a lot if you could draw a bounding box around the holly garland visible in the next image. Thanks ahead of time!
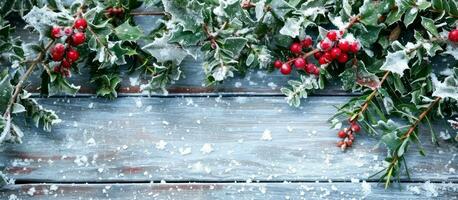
[0,0,458,188]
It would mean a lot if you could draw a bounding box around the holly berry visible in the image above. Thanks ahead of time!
[313,67,320,75]
[280,63,292,75]
[314,51,322,60]
[338,130,347,138]
[351,123,361,132]
[348,41,360,53]
[320,39,332,51]
[322,52,332,62]
[71,32,86,46]
[337,53,349,63]
[73,18,87,30]
[346,140,353,147]
[301,36,313,48]
[326,30,338,41]
[51,27,62,38]
[330,47,341,59]
[113,7,124,15]
[66,48,80,62]
[318,56,329,65]
[64,27,73,36]
[294,57,306,69]
[274,60,283,69]
[305,63,316,74]
[290,42,302,54]
[106,7,114,15]
[61,59,72,69]
[338,40,350,52]
[449,29,458,42]
[53,43,66,54]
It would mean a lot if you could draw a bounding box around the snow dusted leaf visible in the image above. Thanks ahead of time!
[48,74,80,96]
[380,50,410,77]
[114,21,143,42]
[23,6,71,40]
[270,0,294,21]
[255,0,266,21]
[279,17,303,38]
[431,72,458,101]
[142,33,189,65]
[282,75,319,107]
[444,43,458,59]
[297,2,327,21]
[421,17,439,37]
[162,0,204,32]
[222,37,248,58]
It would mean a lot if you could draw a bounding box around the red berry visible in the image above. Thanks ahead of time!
[346,140,353,147]
[274,60,283,69]
[64,27,73,36]
[305,63,316,74]
[106,7,114,15]
[337,53,349,63]
[280,63,292,75]
[71,32,86,46]
[330,48,341,59]
[294,58,307,69]
[53,43,66,54]
[348,41,360,53]
[320,39,332,51]
[449,29,458,42]
[73,18,87,30]
[326,30,338,41]
[53,66,61,73]
[61,59,72,68]
[322,52,332,61]
[66,48,80,62]
[338,40,350,52]
[51,27,62,38]
[301,36,313,48]
[314,52,322,60]
[318,56,328,65]
[290,42,302,54]
[313,67,320,75]
[351,123,361,132]
[338,130,347,138]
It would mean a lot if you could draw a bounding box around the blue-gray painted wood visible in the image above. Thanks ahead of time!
[1,182,457,199]
[0,96,456,182]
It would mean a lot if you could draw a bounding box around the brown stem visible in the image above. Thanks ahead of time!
[3,40,54,118]
[400,96,442,140]
[342,15,361,34]
[129,11,165,16]
[350,71,390,122]
[285,49,320,64]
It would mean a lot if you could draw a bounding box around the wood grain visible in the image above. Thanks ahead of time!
[0,96,456,182]
[1,182,457,199]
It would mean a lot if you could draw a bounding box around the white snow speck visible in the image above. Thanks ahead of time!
[234,82,242,88]
[49,184,58,191]
[350,178,360,183]
[261,129,272,141]
[267,82,277,89]
[27,187,36,196]
[8,194,18,200]
[155,140,167,150]
[179,147,192,155]
[88,103,94,109]
[74,155,88,167]
[361,181,372,197]
[200,143,214,154]
[86,138,96,146]
[162,121,169,125]
[135,99,143,108]
[422,181,438,197]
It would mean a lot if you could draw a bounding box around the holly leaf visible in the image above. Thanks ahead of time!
[356,62,381,90]
[23,6,71,40]
[162,0,204,32]
[0,74,13,112]
[142,33,189,65]
[279,17,304,38]
[380,50,410,77]
[222,37,248,58]
[359,0,384,26]
[431,72,458,101]
[48,73,80,96]
[114,21,143,42]
[420,17,439,37]
[270,0,295,21]
[403,7,418,27]
[444,43,458,59]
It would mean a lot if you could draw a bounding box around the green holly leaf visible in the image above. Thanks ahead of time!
[420,17,439,37]
[142,33,189,65]
[380,50,410,77]
[0,74,13,113]
[114,21,144,42]
[279,17,304,38]
[270,0,295,21]
[222,37,248,58]
[431,72,458,101]
[359,0,384,26]
[48,73,80,96]
[22,6,72,40]
[162,0,204,32]
[92,74,121,98]
[403,7,418,27]
[169,26,205,46]
[381,131,402,154]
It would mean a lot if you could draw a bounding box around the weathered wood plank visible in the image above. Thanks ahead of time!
[0,96,456,182]
[1,182,457,199]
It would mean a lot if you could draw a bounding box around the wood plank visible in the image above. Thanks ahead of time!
[1,182,457,199]
[0,96,456,182]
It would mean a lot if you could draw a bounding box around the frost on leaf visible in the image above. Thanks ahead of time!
[279,17,303,38]
[23,6,71,40]
[142,33,189,65]
[162,0,204,32]
[431,72,458,101]
[380,50,410,77]
[444,44,458,60]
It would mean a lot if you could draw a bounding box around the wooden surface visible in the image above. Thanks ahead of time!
[1,8,457,200]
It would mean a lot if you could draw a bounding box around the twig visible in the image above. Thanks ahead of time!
[129,11,165,16]
[400,97,442,140]
[3,40,54,118]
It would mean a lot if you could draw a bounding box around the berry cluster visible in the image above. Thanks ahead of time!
[49,18,87,77]
[273,30,361,76]
[336,121,361,150]
[106,7,124,18]
[273,36,320,75]
[449,28,458,43]
[315,30,361,65]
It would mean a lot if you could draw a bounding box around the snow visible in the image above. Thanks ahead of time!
[261,129,272,141]
[8,194,18,200]
[86,138,96,146]
[135,99,143,108]
[74,155,89,167]
[49,184,58,191]
[88,103,94,109]
[361,181,372,197]
[422,181,438,197]
[27,187,36,196]
[200,143,214,154]
[155,140,167,150]
[179,147,192,155]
